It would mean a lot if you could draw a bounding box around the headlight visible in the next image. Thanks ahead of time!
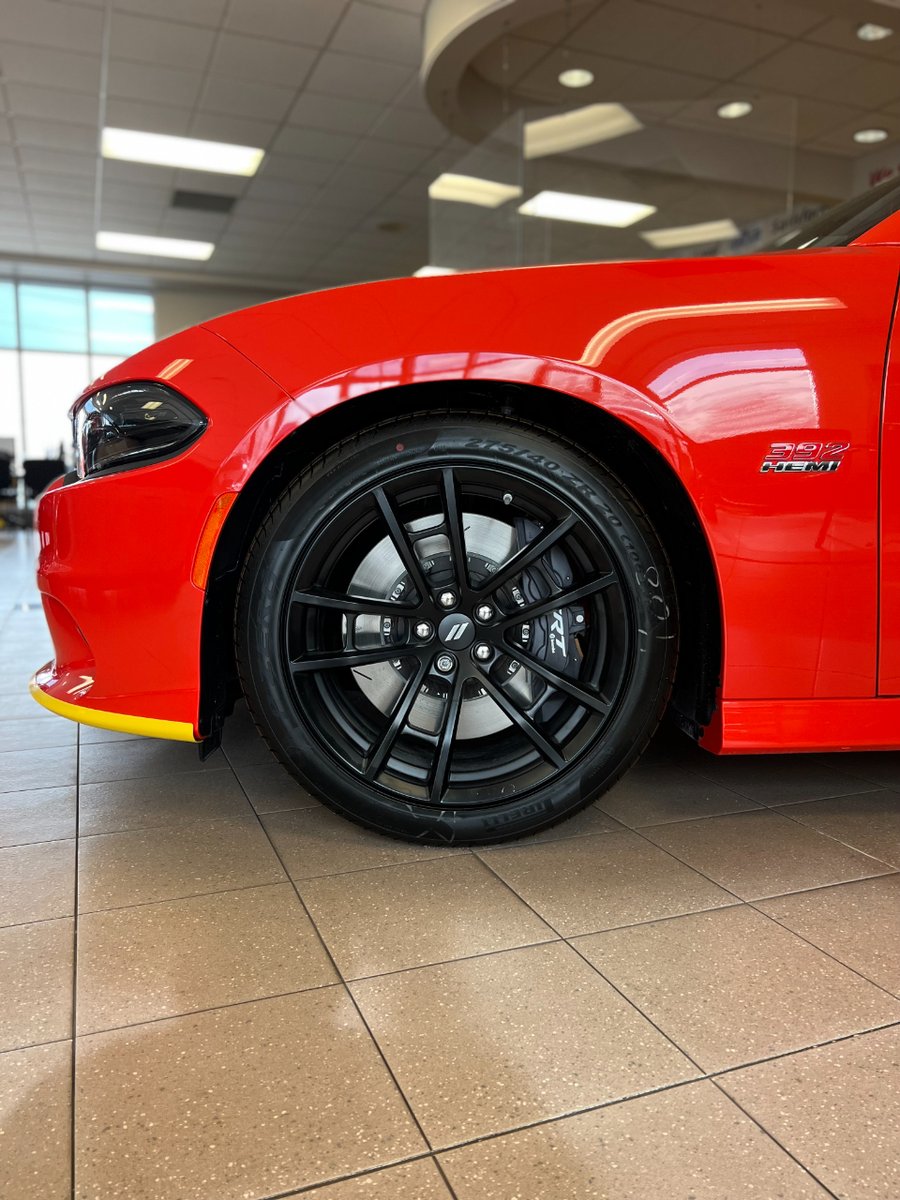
[72,382,207,479]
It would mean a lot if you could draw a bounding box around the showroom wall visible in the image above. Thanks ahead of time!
[152,286,289,341]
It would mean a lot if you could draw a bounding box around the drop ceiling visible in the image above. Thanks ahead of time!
[0,0,897,293]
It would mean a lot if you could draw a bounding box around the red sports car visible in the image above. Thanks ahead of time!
[30,179,900,843]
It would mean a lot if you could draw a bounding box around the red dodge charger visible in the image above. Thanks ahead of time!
[30,179,900,842]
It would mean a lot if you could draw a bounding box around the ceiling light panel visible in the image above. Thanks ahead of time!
[641,219,740,249]
[558,68,594,88]
[717,101,753,119]
[518,191,656,227]
[428,174,522,207]
[854,128,889,143]
[857,21,893,38]
[524,104,642,159]
[102,128,264,177]
[96,231,215,260]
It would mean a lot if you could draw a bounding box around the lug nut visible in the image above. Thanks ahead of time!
[473,643,492,662]
[415,620,433,640]
[435,653,456,673]
[475,603,493,622]
[439,590,457,609]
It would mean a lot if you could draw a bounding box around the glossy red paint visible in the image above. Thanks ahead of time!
[32,241,900,750]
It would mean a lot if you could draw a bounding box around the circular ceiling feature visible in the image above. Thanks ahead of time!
[854,128,889,144]
[857,22,893,41]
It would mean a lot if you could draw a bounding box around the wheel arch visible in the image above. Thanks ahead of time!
[199,378,722,744]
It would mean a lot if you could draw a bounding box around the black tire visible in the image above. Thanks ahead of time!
[235,413,676,844]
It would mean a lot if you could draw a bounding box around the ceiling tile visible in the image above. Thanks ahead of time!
[199,77,295,121]
[24,172,95,197]
[287,92,378,136]
[305,51,414,103]
[103,98,192,136]
[106,59,203,107]
[639,0,825,39]
[208,33,316,87]
[188,111,279,146]
[225,0,343,45]
[271,126,358,162]
[252,153,335,186]
[0,0,104,55]
[19,146,95,177]
[348,137,436,172]
[330,2,422,66]
[0,45,101,93]
[113,0,228,26]
[6,83,97,124]
[109,12,216,70]
[737,40,859,98]
[12,118,98,153]
[371,103,448,146]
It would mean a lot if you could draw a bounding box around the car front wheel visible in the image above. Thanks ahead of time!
[236,413,676,844]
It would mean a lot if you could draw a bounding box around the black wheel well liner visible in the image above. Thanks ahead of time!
[199,380,722,742]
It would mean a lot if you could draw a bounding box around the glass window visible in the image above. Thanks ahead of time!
[89,290,154,356]
[0,349,23,463]
[0,283,16,350]
[20,352,90,461]
[18,284,88,353]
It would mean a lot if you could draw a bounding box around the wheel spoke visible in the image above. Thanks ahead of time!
[498,573,617,628]
[430,670,465,803]
[364,658,430,780]
[440,467,470,595]
[476,513,578,595]
[291,588,418,616]
[374,486,430,602]
[506,647,611,715]
[291,646,412,673]
[477,672,567,769]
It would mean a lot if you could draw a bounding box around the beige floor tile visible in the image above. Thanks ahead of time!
[77,882,337,1033]
[686,754,881,805]
[305,1159,452,1198]
[721,1025,900,1200]
[0,918,73,1051]
[221,713,276,767]
[78,737,227,784]
[440,1079,831,1199]
[597,764,762,827]
[826,751,900,789]
[575,905,900,1071]
[0,745,76,794]
[777,792,900,868]
[757,875,900,996]
[0,839,75,926]
[75,989,425,1200]
[263,806,461,880]
[0,1040,71,1200]
[235,762,321,814]
[479,830,733,936]
[512,801,624,844]
[78,769,251,835]
[77,815,285,912]
[0,691,57,720]
[77,726,142,744]
[0,717,77,752]
[301,856,555,978]
[0,786,75,847]
[351,942,696,1147]
[642,809,891,900]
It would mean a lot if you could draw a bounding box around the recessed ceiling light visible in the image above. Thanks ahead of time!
[102,127,264,176]
[854,127,890,143]
[558,67,595,88]
[857,22,893,40]
[716,100,753,120]
[524,103,642,158]
[96,231,215,260]
[641,219,740,249]
[413,265,457,277]
[518,191,656,228]
[428,173,523,207]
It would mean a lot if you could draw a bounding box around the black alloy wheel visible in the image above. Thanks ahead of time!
[236,414,676,844]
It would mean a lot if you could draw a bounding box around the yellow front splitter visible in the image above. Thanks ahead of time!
[29,676,197,742]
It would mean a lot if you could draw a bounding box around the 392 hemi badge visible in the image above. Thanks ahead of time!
[760,441,850,474]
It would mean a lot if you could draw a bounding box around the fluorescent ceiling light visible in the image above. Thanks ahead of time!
[428,173,522,207]
[558,67,594,88]
[854,127,889,143]
[413,265,457,277]
[96,231,215,261]
[102,127,264,176]
[524,103,642,158]
[518,190,656,227]
[857,21,893,39]
[641,219,740,249]
[717,100,753,119]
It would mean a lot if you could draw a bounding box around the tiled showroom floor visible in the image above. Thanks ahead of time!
[2,528,900,1200]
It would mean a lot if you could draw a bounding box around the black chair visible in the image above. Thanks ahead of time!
[23,459,66,500]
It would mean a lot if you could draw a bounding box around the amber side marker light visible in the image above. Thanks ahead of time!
[192,493,237,589]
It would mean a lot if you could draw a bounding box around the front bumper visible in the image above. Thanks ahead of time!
[31,326,290,740]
